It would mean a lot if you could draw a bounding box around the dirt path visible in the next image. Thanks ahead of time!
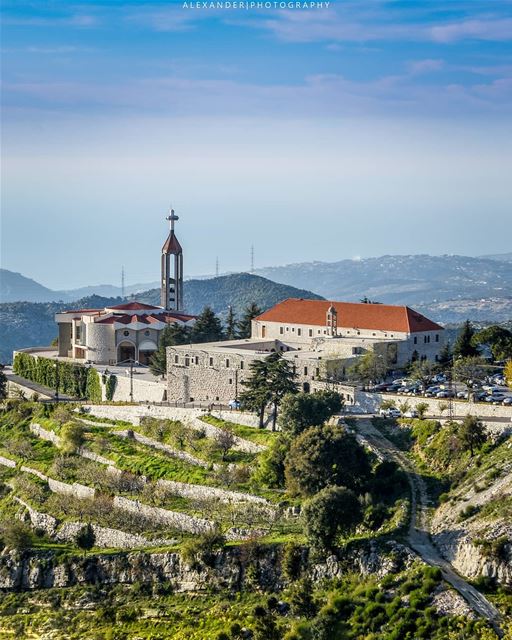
[354,417,504,638]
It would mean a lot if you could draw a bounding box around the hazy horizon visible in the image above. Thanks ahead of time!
[2,1,512,288]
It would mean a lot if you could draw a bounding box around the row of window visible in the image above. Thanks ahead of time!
[413,334,440,345]
[277,325,398,339]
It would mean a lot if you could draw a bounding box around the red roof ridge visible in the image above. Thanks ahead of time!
[255,298,442,333]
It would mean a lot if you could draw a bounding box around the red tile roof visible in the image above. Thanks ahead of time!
[162,231,183,254]
[107,301,160,311]
[96,311,196,325]
[255,299,443,333]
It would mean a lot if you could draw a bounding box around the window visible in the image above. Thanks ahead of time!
[185,356,190,366]
[316,368,320,377]
[304,366,308,376]
[226,359,230,368]
[228,378,233,384]
[309,329,313,337]
[144,330,150,336]
[298,328,301,336]
[195,356,199,365]
[286,327,289,332]
[209,357,214,366]
[435,334,439,342]
[174,355,179,364]
[292,327,295,332]
[280,327,284,335]
[240,361,244,370]
[123,330,130,337]
[414,337,418,344]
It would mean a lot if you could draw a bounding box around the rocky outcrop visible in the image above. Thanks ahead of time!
[0,540,418,592]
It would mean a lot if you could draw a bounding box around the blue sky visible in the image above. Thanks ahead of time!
[1,0,512,288]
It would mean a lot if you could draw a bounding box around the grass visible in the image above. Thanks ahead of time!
[200,414,278,446]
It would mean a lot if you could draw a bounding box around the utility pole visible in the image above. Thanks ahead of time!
[129,359,134,403]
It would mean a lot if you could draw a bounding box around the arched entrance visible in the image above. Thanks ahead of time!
[303,382,310,393]
[138,339,158,366]
[118,341,136,363]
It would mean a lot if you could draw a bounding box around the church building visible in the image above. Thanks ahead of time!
[55,209,195,365]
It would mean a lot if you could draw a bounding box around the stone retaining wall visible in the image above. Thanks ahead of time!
[0,455,16,468]
[112,495,214,534]
[113,430,209,468]
[82,405,264,454]
[30,423,116,466]
[155,478,269,505]
[14,498,176,549]
[20,466,96,499]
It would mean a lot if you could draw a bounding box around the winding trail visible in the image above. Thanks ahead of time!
[353,417,504,638]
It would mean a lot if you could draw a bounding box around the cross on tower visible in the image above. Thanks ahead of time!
[166,207,179,232]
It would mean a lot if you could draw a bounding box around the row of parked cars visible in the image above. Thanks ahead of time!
[372,375,512,406]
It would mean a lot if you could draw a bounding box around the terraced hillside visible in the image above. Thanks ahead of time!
[0,399,510,639]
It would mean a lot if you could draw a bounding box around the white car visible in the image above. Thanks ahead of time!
[379,408,401,419]
[403,410,419,418]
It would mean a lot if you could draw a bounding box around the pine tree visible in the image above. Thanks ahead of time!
[266,352,298,431]
[0,367,7,400]
[453,320,479,358]
[239,359,272,427]
[237,302,262,339]
[75,523,95,557]
[191,306,224,343]
[437,341,452,368]
[459,415,487,457]
[150,322,190,376]
[225,306,237,340]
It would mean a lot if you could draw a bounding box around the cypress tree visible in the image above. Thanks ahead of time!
[453,320,479,358]
[237,302,262,339]
[191,306,224,343]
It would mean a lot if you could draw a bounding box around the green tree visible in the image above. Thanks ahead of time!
[0,367,7,399]
[75,523,96,557]
[289,577,317,619]
[191,306,224,343]
[349,352,387,386]
[506,360,512,388]
[150,322,190,376]
[239,359,273,428]
[237,302,262,339]
[416,402,429,420]
[452,356,487,388]
[266,352,298,430]
[453,320,479,358]
[253,435,289,488]
[252,605,281,640]
[408,360,436,389]
[278,391,343,436]
[437,341,453,368]
[285,424,371,497]
[302,485,362,550]
[60,422,86,454]
[473,326,512,362]
[0,521,33,550]
[459,415,487,457]
[225,306,237,340]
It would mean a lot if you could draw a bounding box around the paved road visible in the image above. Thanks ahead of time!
[354,417,504,638]
[5,370,75,401]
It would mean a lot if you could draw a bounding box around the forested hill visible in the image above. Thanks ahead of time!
[136,273,323,315]
[0,275,322,363]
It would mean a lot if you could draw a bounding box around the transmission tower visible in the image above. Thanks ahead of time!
[121,266,125,298]
[215,257,219,278]
[250,245,255,273]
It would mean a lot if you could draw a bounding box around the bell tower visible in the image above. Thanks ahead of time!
[326,303,337,337]
[161,207,184,311]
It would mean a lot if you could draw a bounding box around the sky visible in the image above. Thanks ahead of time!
[1,0,512,289]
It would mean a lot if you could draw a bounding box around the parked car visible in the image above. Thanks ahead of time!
[486,393,505,403]
[503,397,512,406]
[457,391,469,399]
[403,409,419,418]
[228,399,241,410]
[436,390,454,398]
[379,408,401,419]
[432,374,446,383]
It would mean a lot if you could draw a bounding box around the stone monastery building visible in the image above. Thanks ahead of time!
[55,209,195,365]
[166,298,444,405]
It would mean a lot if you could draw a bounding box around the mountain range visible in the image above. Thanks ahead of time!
[0,274,322,363]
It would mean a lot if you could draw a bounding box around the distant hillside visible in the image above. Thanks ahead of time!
[480,252,512,262]
[0,269,65,303]
[0,295,122,364]
[255,254,512,305]
[136,273,323,315]
[0,275,321,363]
[417,297,512,324]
